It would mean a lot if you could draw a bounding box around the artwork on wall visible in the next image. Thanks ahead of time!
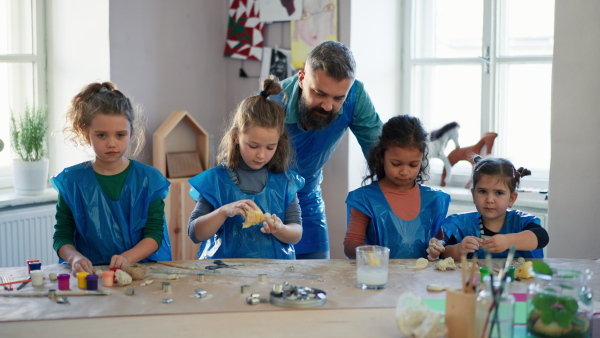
[290,0,337,69]
[260,47,294,82]
[224,0,265,61]
[259,0,303,22]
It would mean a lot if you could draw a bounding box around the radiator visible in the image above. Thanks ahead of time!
[0,204,57,268]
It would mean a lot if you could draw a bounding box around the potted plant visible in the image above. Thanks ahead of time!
[9,103,49,196]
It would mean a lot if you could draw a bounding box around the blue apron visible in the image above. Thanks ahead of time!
[346,183,450,258]
[188,165,304,259]
[442,210,544,258]
[272,79,359,255]
[51,161,172,264]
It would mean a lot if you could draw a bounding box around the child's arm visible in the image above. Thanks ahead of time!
[343,207,370,259]
[426,237,445,261]
[54,194,94,275]
[442,236,484,260]
[58,244,94,275]
[481,230,538,253]
[191,199,260,242]
[111,238,159,268]
[260,214,302,244]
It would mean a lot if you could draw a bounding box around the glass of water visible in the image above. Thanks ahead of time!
[355,245,390,290]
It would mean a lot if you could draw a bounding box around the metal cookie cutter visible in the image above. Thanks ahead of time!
[194,288,207,298]
[246,293,267,305]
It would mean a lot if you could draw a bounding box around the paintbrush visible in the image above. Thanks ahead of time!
[461,255,467,293]
[0,290,110,297]
[0,277,45,287]
[467,256,478,292]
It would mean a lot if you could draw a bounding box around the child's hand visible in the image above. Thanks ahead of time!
[426,238,445,261]
[221,199,260,218]
[110,254,131,269]
[458,236,484,256]
[70,255,94,276]
[261,213,283,234]
[480,235,509,253]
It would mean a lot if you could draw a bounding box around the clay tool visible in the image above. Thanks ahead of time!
[16,280,30,290]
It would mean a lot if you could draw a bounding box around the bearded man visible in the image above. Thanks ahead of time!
[273,41,382,259]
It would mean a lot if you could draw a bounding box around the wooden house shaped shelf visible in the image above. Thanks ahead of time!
[153,110,209,179]
[153,110,209,261]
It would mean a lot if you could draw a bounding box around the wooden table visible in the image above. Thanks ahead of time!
[1,258,598,337]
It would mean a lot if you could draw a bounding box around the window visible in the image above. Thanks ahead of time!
[402,0,554,184]
[0,0,46,189]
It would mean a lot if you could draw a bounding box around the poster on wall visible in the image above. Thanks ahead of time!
[290,0,337,69]
[224,0,265,61]
[259,0,303,22]
[260,47,294,83]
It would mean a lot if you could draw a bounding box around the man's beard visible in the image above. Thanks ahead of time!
[297,93,337,130]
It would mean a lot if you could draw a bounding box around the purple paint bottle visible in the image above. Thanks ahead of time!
[86,274,99,291]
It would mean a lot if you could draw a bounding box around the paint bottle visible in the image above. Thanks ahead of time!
[30,270,44,287]
[28,261,42,273]
[109,267,122,284]
[27,259,40,273]
[102,271,115,287]
[480,266,490,280]
[86,274,99,290]
[57,274,70,290]
[76,272,90,289]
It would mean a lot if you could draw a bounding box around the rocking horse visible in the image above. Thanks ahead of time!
[428,122,460,183]
[440,132,498,187]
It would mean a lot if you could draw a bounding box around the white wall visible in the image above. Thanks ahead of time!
[109,0,228,166]
[46,0,111,177]
[547,0,600,258]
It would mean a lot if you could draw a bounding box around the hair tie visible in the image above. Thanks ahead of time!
[259,90,269,98]
[99,87,109,93]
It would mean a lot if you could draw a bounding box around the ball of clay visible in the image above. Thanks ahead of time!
[434,257,456,271]
[115,269,133,286]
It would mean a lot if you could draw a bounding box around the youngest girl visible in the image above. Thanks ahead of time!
[187,76,304,259]
[427,156,549,260]
[343,115,450,259]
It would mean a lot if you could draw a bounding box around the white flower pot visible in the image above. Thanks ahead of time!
[12,158,49,196]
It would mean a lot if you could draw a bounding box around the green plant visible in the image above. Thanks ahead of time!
[9,103,48,161]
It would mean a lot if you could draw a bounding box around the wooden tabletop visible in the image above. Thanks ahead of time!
[1,258,598,337]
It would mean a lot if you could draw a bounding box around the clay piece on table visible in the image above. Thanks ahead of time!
[396,291,447,338]
[426,284,449,292]
[514,261,533,280]
[115,269,133,286]
[434,257,456,271]
[407,258,429,269]
[456,262,478,270]
[140,280,154,287]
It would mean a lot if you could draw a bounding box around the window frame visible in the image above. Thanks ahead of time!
[400,0,553,186]
[0,0,46,189]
